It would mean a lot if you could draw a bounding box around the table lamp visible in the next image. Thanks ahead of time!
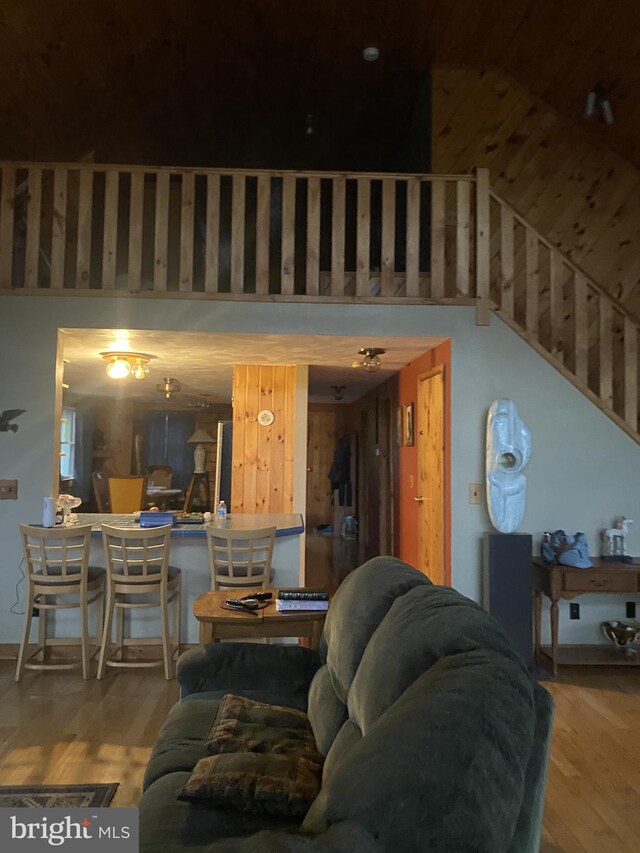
[187,429,216,473]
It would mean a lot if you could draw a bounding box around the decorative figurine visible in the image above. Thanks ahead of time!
[486,399,531,534]
[601,620,640,657]
[601,517,634,562]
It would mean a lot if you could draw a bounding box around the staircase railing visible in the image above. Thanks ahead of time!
[488,189,639,441]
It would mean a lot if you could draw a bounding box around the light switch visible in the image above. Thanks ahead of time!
[0,479,18,500]
[468,484,482,504]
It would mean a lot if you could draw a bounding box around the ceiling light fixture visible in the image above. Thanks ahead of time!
[156,377,182,399]
[100,351,155,380]
[362,45,380,62]
[330,385,346,401]
[352,347,386,372]
[585,81,615,125]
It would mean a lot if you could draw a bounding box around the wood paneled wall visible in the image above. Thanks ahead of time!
[231,365,299,514]
[433,66,640,320]
[306,405,348,529]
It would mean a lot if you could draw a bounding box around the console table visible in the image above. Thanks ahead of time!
[533,558,640,675]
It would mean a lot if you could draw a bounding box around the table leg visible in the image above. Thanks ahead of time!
[310,618,324,650]
[199,622,213,645]
[550,598,559,677]
[533,591,541,664]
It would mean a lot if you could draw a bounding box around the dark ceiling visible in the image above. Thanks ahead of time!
[1,0,639,170]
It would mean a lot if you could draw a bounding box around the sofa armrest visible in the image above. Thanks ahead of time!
[177,643,321,699]
[203,824,380,852]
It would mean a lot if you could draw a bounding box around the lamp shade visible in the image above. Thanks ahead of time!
[187,429,216,444]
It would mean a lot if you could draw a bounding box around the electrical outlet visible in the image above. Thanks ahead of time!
[0,479,18,500]
[626,601,637,619]
[570,603,580,620]
[32,607,39,618]
[468,484,482,504]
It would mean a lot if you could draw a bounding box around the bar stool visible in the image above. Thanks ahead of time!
[98,524,181,680]
[205,525,276,590]
[15,523,105,681]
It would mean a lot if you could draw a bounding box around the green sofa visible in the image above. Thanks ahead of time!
[139,556,553,852]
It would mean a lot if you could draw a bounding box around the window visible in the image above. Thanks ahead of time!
[60,406,76,480]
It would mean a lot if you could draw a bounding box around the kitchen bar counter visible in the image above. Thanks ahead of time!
[69,513,305,642]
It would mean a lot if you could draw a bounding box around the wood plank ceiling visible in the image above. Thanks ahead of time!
[1,0,640,168]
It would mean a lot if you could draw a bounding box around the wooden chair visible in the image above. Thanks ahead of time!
[15,524,105,681]
[107,475,148,513]
[205,525,276,590]
[147,465,172,488]
[98,524,181,680]
[92,471,110,512]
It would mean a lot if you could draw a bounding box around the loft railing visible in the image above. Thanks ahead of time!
[0,161,482,308]
[488,190,639,441]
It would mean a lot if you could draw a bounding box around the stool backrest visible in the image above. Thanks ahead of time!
[20,523,93,581]
[205,525,276,589]
[101,523,171,579]
[107,475,148,513]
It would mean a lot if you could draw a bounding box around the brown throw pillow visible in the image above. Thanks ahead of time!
[205,693,318,757]
[178,752,322,816]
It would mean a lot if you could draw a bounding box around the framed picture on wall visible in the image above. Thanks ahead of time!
[404,403,415,447]
[395,407,404,446]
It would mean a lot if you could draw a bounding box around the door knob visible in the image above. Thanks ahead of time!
[414,496,424,503]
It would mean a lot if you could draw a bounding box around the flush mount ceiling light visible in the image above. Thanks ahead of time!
[156,377,182,399]
[330,385,347,401]
[362,45,380,62]
[585,81,615,125]
[352,347,386,372]
[100,351,155,380]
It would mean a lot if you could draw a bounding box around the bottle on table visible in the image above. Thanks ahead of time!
[217,500,227,520]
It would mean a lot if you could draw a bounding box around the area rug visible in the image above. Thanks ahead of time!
[0,783,119,808]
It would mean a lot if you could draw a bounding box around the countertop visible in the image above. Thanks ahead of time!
[75,512,305,538]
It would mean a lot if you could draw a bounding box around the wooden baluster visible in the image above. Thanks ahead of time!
[331,178,345,296]
[356,177,371,297]
[624,317,638,431]
[499,206,514,318]
[76,169,92,289]
[430,179,445,298]
[255,175,270,295]
[549,252,563,360]
[50,168,68,289]
[306,177,320,296]
[179,172,195,292]
[128,171,144,290]
[574,273,588,386]
[0,166,15,288]
[231,174,245,294]
[25,167,42,288]
[456,180,470,296]
[154,172,169,291]
[102,170,118,290]
[475,168,490,324]
[405,177,420,297]
[599,297,613,408]
[380,178,395,297]
[281,175,295,295]
[525,230,539,336]
[205,173,220,293]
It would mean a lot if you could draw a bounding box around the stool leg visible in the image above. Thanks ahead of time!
[97,582,115,680]
[15,582,35,682]
[95,584,105,658]
[38,597,47,662]
[80,584,90,679]
[116,604,125,662]
[161,593,172,680]
[173,578,181,659]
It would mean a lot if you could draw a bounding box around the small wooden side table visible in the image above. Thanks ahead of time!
[533,558,640,675]
[193,587,326,648]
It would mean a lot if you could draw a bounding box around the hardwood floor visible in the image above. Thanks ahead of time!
[2,661,640,851]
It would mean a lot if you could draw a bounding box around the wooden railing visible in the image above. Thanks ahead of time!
[0,162,480,304]
[489,190,639,440]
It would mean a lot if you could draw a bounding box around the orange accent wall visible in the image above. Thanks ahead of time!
[395,339,451,582]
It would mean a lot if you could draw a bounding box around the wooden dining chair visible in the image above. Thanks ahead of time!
[205,525,276,590]
[92,471,111,512]
[98,524,181,680]
[15,523,105,681]
[107,475,148,513]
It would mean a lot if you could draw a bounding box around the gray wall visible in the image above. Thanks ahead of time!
[1,296,639,644]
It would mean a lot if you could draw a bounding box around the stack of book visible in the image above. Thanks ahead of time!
[275,588,329,611]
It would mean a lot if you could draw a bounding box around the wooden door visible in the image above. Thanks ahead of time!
[417,367,445,584]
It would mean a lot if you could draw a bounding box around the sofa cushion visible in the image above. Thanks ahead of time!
[205,694,317,756]
[306,666,348,757]
[319,556,430,703]
[349,583,528,733]
[178,751,323,817]
[303,650,535,853]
